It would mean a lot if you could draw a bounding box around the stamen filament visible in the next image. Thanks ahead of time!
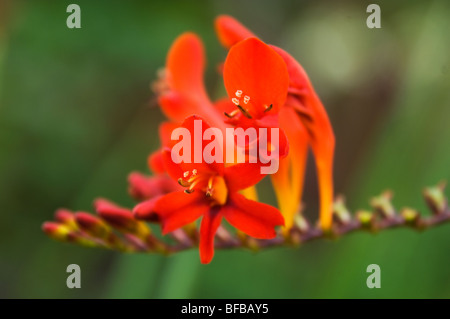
[264,104,273,112]
[237,105,252,119]
[224,109,239,118]
[178,178,191,187]
[206,176,214,197]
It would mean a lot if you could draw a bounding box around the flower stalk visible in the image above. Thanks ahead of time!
[43,183,450,255]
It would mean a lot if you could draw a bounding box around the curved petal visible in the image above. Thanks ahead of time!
[148,149,165,174]
[271,107,309,231]
[153,191,208,234]
[167,32,209,102]
[157,91,189,124]
[215,15,256,49]
[159,121,180,148]
[272,46,335,230]
[128,171,180,201]
[224,162,265,193]
[162,33,227,130]
[223,38,289,118]
[162,115,225,180]
[214,97,236,118]
[270,46,312,94]
[199,207,223,264]
[132,196,162,221]
[222,193,284,239]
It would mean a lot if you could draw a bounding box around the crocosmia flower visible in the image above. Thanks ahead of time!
[216,15,335,231]
[223,37,289,120]
[134,116,285,264]
[42,14,340,264]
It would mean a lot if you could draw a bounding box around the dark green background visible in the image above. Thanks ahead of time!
[0,0,449,298]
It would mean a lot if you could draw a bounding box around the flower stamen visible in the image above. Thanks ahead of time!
[264,104,273,112]
[237,104,252,119]
[206,176,214,197]
[224,109,239,118]
[178,178,191,187]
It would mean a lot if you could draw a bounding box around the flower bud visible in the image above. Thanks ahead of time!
[42,222,71,241]
[128,172,179,201]
[54,209,78,229]
[423,183,447,215]
[75,212,110,239]
[133,197,161,221]
[94,198,151,238]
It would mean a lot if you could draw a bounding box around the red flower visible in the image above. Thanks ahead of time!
[133,116,284,264]
[220,36,290,164]
[223,37,289,119]
[215,15,335,231]
[154,32,226,131]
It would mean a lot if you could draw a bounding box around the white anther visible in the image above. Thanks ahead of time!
[232,98,240,105]
[183,171,190,178]
[192,169,197,176]
[235,90,243,98]
[243,95,250,104]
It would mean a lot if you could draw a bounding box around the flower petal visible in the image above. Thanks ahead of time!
[224,163,265,193]
[199,207,223,264]
[159,121,180,147]
[272,47,335,230]
[128,172,180,201]
[223,37,289,118]
[222,193,284,239]
[132,196,163,221]
[148,150,165,174]
[271,107,309,231]
[166,32,209,102]
[215,15,255,49]
[153,191,208,234]
[161,33,226,130]
[162,115,225,180]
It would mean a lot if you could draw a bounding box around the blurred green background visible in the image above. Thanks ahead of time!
[0,0,449,298]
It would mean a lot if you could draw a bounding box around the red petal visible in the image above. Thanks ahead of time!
[272,46,335,230]
[162,115,225,180]
[224,163,265,193]
[222,193,284,239]
[271,107,309,230]
[153,191,208,234]
[148,150,165,174]
[162,33,226,130]
[162,147,184,182]
[270,46,312,94]
[132,196,163,222]
[157,91,188,123]
[215,15,255,49]
[159,122,179,148]
[167,32,209,103]
[214,97,236,117]
[199,207,223,264]
[223,38,289,118]
[158,91,221,126]
[254,116,290,160]
[128,172,180,201]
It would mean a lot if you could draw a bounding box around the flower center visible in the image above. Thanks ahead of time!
[224,89,273,120]
[178,169,228,206]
